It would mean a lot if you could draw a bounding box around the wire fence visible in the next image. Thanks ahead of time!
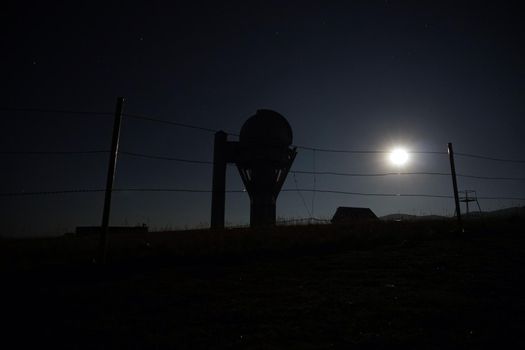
[2,106,525,233]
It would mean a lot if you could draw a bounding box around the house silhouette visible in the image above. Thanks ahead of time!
[331,207,378,224]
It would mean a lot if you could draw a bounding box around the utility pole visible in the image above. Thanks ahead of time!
[98,97,125,264]
[447,142,462,231]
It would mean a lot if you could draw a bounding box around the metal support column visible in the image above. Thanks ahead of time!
[211,131,227,229]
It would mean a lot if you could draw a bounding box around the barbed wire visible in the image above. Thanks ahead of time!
[2,187,524,201]
[122,113,219,133]
[0,150,110,155]
[117,150,525,181]
[113,188,244,193]
[0,188,240,197]
[454,152,525,164]
[283,189,453,199]
[2,148,524,181]
[120,151,213,165]
[0,189,106,196]
[0,108,113,117]
[294,145,448,155]
[474,196,525,200]
[284,189,525,201]
[292,170,450,177]
[457,174,525,181]
[290,170,525,181]
[294,146,386,154]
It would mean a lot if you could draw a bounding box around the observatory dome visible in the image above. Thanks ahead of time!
[240,109,293,146]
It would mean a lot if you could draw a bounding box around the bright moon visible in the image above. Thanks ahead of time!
[390,148,409,166]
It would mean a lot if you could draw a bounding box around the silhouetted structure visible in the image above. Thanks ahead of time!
[211,109,296,228]
[331,207,378,224]
[459,190,482,217]
[76,225,148,236]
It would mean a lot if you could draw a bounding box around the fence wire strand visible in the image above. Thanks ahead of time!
[120,151,213,164]
[454,152,525,164]
[2,188,525,201]
[0,108,113,117]
[122,113,219,133]
[290,170,525,181]
[0,150,110,155]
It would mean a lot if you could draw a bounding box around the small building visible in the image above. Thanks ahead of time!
[331,207,378,224]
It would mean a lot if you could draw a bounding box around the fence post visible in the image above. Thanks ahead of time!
[98,97,125,264]
[211,131,227,229]
[447,142,463,231]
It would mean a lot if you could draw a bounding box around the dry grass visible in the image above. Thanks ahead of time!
[1,219,457,266]
[1,218,524,348]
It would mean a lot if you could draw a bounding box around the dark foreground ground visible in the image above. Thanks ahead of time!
[1,220,525,349]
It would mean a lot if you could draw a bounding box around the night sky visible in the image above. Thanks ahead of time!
[2,1,524,236]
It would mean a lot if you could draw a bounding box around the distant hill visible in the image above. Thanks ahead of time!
[380,214,449,221]
[380,206,525,221]
[483,206,525,218]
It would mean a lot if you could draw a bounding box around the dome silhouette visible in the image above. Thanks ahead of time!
[240,109,293,146]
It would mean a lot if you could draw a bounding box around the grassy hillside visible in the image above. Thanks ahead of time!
[2,219,524,348]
